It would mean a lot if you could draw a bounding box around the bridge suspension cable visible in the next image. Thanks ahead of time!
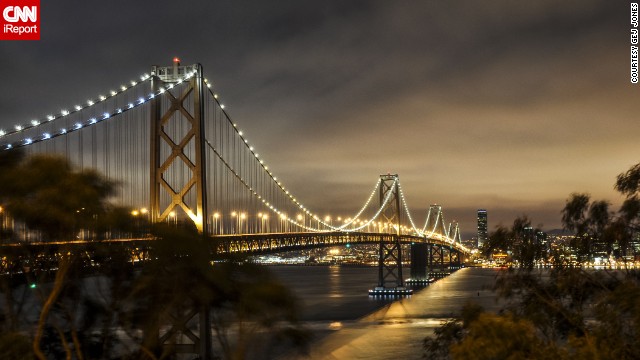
[0,63,466,249]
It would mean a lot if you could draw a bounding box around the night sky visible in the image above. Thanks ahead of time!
[0,1,637,237]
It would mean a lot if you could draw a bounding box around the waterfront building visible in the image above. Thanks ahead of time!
[477,209,488,248]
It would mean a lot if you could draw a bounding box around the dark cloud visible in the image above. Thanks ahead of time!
[0,0,635,237]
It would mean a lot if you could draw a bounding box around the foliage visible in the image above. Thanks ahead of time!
[0,332,33,359]
[615,163,640,197]
[425,160,640,359]
[482,215,545,268]
[125,223,309,359]
[0,150,116,240]
[560,191,638,263]
[0,153,307,359]
[449,313,561,360]
[424,267,640,360]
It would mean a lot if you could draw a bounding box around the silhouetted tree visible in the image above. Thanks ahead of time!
[123,223,309,359]
[424,161,640,359]
[481,225,511,257]
[1,153,307,359]
[0,152,116,241]
[615,163,640,197]
[482,215,544,268]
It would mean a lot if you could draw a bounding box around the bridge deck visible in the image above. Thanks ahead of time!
[0,231,468,256]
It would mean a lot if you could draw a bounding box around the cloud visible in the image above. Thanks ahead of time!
[0,0,633,237]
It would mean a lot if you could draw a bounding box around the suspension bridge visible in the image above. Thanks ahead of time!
[0,60,470,357]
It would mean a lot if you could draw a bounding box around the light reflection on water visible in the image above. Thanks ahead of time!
[271,266,502,359]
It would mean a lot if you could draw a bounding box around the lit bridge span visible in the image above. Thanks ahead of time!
[0,59,470,358]
[0,59,468,255]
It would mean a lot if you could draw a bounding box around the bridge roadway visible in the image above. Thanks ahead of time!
[0,231,468,261]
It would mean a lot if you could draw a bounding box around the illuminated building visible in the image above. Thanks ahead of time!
[477,209,488,248]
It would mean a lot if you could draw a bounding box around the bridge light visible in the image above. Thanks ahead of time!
[238,131,243,136]
[103,112,110,119]
[121,85,127,91]
[48,115,55,121]
[213,212,220,219]
[61,110,69,116]
[100,95,107,101]
[131,210,139,216]
[31,120,39,126]
[220,104,225,109]
[87,100,94,106]
[75,105,82,111]
[111,90,117,96]
[42,133,50,139]
[0,130,4,136]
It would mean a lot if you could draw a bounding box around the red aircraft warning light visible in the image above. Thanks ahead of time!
[173,57,181,64]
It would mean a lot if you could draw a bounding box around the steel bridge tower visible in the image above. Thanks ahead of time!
[149,60,212,359]
[371,174,411,295]
[150,59,208,234]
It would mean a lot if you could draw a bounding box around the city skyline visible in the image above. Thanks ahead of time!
[0,1,636,237]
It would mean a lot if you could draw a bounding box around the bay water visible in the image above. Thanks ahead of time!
[270,266,502,359]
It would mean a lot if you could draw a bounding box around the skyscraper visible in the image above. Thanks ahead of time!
[477,209,488,248]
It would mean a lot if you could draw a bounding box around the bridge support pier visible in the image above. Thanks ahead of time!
[408,243,430,285]
[450,249,461,270]
[428,244,449,279]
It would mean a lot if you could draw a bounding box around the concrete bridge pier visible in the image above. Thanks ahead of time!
[407,243,430,285]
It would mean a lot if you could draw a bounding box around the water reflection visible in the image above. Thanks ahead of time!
[278,267,501,360]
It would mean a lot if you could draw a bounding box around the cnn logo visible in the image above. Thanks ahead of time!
[1,0,40,40]
[3,6,37,22]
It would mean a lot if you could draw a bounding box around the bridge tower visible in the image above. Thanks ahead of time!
[149,60,212,359]
[425,204,448,237]
[150,59,208,234]
[370,174,411,295]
